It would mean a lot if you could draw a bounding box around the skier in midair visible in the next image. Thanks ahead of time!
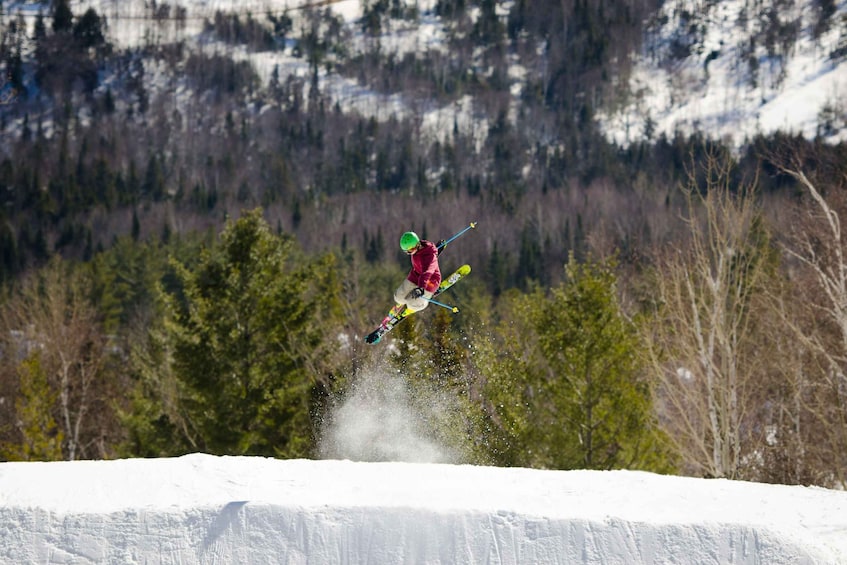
[384,231,443,324]
[366,222,476,343]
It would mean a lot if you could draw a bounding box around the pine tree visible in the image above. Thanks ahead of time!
[167,209,343,457]
[51,0,73,34]
[530,253,674,471]
[143,154,165,201]
[516,223,542,288]
[485,241,509,297]
[478,255,675,472]
[73,8,105,49]
[475,289,539,467]
[33,10,47,42]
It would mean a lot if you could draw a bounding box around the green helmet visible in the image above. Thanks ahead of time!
[400,231,421,251]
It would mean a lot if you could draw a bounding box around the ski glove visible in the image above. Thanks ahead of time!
[437,239,446,255]
[410,287,425,299]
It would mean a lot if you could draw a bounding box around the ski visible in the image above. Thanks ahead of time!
[364,264,471,344]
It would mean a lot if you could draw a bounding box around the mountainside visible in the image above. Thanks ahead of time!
[0,0,845,288]
[6,0,844,147]
[599,0,847,146]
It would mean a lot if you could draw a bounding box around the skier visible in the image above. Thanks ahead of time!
[366,222,475,343]
[387,231,443,322]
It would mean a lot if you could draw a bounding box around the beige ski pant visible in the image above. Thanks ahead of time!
[393,279,434,313]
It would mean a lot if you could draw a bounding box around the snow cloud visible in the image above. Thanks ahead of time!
[319,365,460,464]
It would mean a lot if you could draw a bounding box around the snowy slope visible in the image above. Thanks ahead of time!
[0,454,846,564]
[598,0,847,146]
[5,0,844,148]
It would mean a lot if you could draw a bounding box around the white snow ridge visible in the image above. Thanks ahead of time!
[1,454,846,564]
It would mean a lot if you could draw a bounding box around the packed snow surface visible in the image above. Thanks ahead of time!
[1,454,846,564]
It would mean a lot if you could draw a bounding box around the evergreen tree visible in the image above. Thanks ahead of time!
[418,308,466,385]
[364,228,384,263]
[73,8,105,49]
[33,10,47,42]
[475,289,539,467]
[478,256,675,472]
[485,241,509,297]
[516,223,542,288]
[51,0,73,34]
[166,209,343,457]
[117,235,207,458]
[530,253,674,470]
[131,210,140,241]
[143,154,165,201]
[0,213,18,282]
[416,308,484,461]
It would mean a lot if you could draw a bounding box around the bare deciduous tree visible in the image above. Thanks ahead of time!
[0,258,110,460]
[774,164,847,488]
[642,150,774,478]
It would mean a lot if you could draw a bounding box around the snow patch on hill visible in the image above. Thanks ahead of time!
[597,0,847,146]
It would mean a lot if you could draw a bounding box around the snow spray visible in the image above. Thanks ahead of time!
[319,365,460,464]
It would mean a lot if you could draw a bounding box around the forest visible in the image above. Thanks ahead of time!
[0,0,846,487]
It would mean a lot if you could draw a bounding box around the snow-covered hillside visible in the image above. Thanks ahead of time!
[0,453,845,564]
[8,0,842,148]
[598,0,847,146]
[73,0,843,147]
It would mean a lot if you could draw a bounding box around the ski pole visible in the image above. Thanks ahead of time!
[437,222,477,250]
[425,296,459,313]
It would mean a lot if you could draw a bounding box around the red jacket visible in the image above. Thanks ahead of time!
[407,240,442,293]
